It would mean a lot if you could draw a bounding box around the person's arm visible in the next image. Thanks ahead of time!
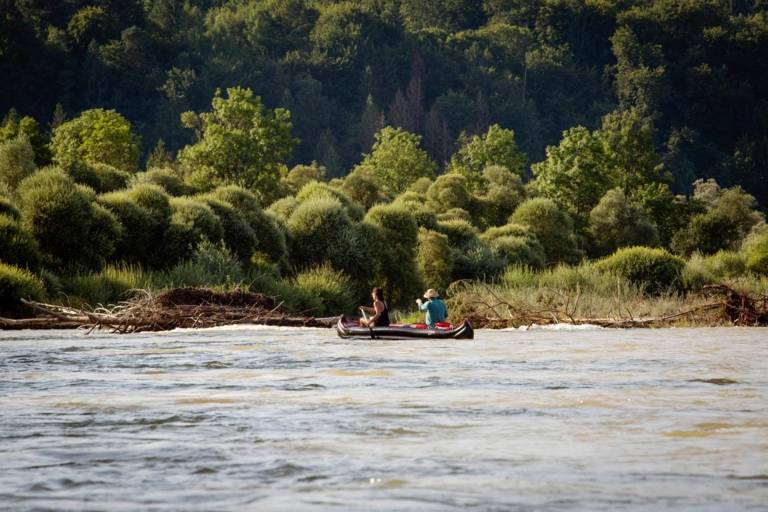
[359,305,375,314]
[417,300,429,311]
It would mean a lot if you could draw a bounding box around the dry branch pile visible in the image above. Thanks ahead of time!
[447,282,768,329]
[2,288,336,332]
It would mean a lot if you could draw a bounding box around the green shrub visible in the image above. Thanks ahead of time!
[267,195,299,221]
[703,250,747,278]
[671,211,735,256]
[408,177,432,194]
[291,264,355,316]
[282,162,325,194]
[131,168,189,196]
[682,254,718,291]
[199,197,258,261]
[210,186,287,262]
[0,196,20,220]
[490,235,546,269]
[587,188,659,257]
[163,197,224,263]
[127,183,171,221]
[0,214,42,270]
[151,240,245,289]
[437,208,472,223]
[597,246,685,294]
[393,191,423,205]
[50,108,141,172]
[63,264,148,306]
[426,173,472,213]
[744,234,768,275]
[67,161,131,193]
[39,268,63,297]
[363,203,422,306]
[364,203,419,251]
[17,167,120,271]
[287,198,357,271]
[341,166,386,209]
[475,165,525,227]
[127,184,171,267]
[417,228,454,290]
[503,262,621,294]
[480,223,532,243]
[452,239,505,280]
[97,191,155,264]
[0,262,45,316]
[0,135,36,190]
[435,219,479,248]
[296,182,365,220]
[509,198,582,265]
[267,278,322,315]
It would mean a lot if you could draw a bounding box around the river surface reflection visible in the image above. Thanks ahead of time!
[1,326,767,510]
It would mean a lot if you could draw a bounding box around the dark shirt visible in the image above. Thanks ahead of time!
[374,301,390,327]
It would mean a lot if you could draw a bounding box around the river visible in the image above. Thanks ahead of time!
[1,326,766,511]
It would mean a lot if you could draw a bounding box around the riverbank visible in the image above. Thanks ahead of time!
[2,280,767,331]
[446,279,768,328]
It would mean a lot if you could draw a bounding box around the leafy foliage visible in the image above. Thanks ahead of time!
[50,109,141,173]
[509,198,582,265]
[0,262,45,316]
[17,167,120,272]
[353,127,436,194]
[597,247,685,294]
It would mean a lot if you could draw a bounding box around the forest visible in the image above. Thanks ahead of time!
[1,0,768,322]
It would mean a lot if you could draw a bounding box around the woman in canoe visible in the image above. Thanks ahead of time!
[358,287,390,327]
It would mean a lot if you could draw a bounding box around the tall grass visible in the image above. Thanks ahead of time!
[63,264,148,307]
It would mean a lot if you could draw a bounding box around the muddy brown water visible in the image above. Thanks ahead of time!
[1,326,766,510]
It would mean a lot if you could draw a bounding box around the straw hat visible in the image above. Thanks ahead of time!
[423,289,439,299]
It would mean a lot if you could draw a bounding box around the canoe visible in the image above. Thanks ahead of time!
[335,316,474,340]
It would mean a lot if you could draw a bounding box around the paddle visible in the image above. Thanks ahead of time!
[360,307,374,340]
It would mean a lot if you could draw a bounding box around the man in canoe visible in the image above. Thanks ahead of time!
[358,287,390,327]
[416,289,448,328]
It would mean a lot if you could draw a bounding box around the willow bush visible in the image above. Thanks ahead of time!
[509,198,582,265]
[287,197,356,272]
[596,246,685,294]
[0,196,20,220]
[97,191,155,264]
[0,261,45,316]
[199,197,257,261]
[296,182,365,221]
[0,213,42,270]
[17,167,120,271]
[163,197,223,263]
[291,264,355,316]
[417,228,454,290]
[131,168,190,196]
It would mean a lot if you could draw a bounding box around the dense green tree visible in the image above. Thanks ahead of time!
[50,109,141,173]
[353,127,436,195]
[587,188,659,257]
[179,87,298,202]
[532,126,615,227]
[509,198,582,264]
[450,124,527,191]
[0,136,37,190]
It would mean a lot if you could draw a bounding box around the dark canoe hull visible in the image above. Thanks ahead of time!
[335,317,474,340]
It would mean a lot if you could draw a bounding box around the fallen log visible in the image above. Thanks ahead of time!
[0,316,86,330]
[14,289,339,333]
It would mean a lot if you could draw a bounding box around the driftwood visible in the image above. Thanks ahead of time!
[4,288,337,333]
[448,281,768,329]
